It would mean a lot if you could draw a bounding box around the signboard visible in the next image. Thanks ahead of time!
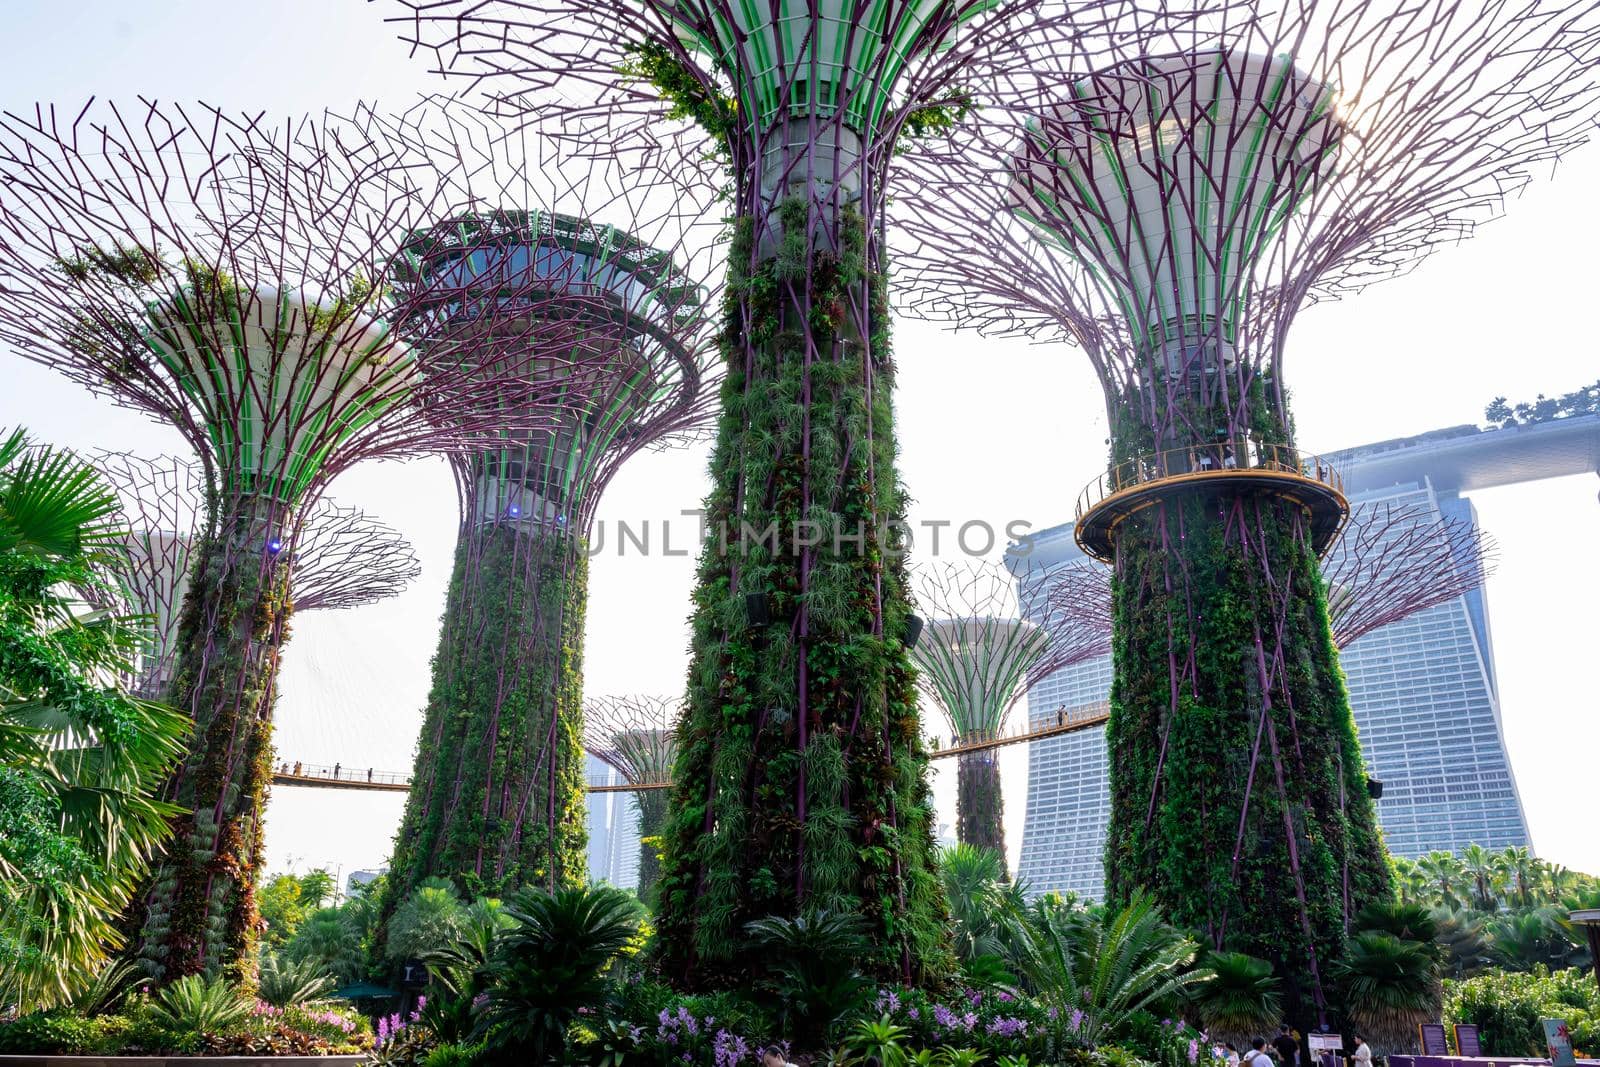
[398,958,429,988]
[1453,1024,1481,1058]
[1308,1035,1344,1054]
[1418,1024,1449,1056]
[1543,1019,1575,1067]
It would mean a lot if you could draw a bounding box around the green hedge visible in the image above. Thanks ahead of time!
[1445,966,1600,1056]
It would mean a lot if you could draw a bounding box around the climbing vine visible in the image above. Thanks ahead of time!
[653,200,951,988]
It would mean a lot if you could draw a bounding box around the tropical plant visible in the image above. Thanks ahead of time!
[0,429,188,1010]
[1460,845,1507,912]
[68,959,145,1018]
[1189,952,1283,1048]
[257,952,335,1008]
[841,1015,912,1067]
[745,909,874,1047]
[386,878,469,962]
[1357,901,1440,944]
[940,843,1031,964]
[1332,932,1442,1053]
[1432,907,1491,979]
[1487,908,1585,972]
[474,884,643,1062]
[285,907,365,984]
[1416,852,1467,911]
[145,975,253,1035]
[1016,889,1210,1045]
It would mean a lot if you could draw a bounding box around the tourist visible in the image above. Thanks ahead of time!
[760,1048,797,1067]
[333,762,341,780]
[1224,1043,1242,1067]
[1274,1025,1301,1067]
[1349,1035,1373,1067]
[1243,1039,1274,1067]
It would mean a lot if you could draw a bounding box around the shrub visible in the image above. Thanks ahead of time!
[1445,966,1600,1056]
[475,884,643,1062]
[145,975,253,1036]
[422,1040,485,1067]
[387,879,469,963]
[0,1009,132,1054]
[258,952,336,1008]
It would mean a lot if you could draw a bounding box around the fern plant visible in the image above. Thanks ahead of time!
[746,910,873,1048]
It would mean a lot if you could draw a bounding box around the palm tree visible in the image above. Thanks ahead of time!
[1431,907,1490,979]
[1391,856,1430,907]
[1332,932,1442,1054]
[1190,951,1284,1049]
[1016,888,1211,1045]
[1356,901,1439,944]
[475,885,643,1062]
[0,430,188,1010]
[1460,845,1507,912]
[1499,847,1539,908]
[1486,908,1583,971]
[939,842,1030,964]
[1416,851,1465,911]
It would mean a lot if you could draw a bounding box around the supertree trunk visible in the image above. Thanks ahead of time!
[1103,418,1388,1021]
[389,521,588,899]
[955,751,1005,856]
[124,492,294,982]
[634,789,669,905]
[655,204,948,986]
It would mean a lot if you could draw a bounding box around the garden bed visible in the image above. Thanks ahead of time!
[0,1057,366,1067]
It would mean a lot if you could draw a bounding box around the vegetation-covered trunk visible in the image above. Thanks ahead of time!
[653,203,950,986]
[956,751,1004,856]
[635,789,668,906]
[386,520,588,906]
[126,492,292,984]
[1104,431,1390,1023]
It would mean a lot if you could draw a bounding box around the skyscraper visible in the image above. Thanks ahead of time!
[1012,430,1538,899]
[585,754,641,891]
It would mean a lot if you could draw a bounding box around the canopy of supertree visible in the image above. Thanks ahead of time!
[355,98,721,902]
[0,97,572,982]
[909,560,1092,854]
[1042,502,1498,653]
[89,453,420,699]
[386,0,1133,986]
[583,694,683,904]
[888,0,1600,1020]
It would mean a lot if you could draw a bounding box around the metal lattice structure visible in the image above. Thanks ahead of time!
[1041,503,1498,652]
[887,0,1600,1023]
[910,560,1102,854]
[584,694,683,901]
[0,98,569,982]
[386,0,1131,985]
[361,98,721,901]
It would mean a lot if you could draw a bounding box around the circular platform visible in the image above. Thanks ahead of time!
[1074,444,1349,562]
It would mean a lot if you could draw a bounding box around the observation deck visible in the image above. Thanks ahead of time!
[1073,443,1349,562]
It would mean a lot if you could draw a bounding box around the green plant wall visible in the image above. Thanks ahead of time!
[652,204,951,987]
[956,753,1005,856]
[384,518,588,910]
[125,492,292,984]
[1102,435,1390,1023]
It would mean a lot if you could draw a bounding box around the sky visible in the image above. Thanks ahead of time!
[1,0,1596,890]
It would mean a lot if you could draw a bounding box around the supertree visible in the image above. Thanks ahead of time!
[909,560,1104,855]
[0,99,564,980]
[368,99,720,902]
[90,453,420,699]
[1041,502,1498,653]
[583,694,683,903]
[387,0,1125,985]
[1321,502,1499,649]
[889,0,1600,1018]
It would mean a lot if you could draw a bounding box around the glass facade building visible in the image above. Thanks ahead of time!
[585,753,641,890]
[1009,477,1530,900]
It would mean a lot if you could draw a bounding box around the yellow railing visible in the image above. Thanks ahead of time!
[1075,442,1345,522]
